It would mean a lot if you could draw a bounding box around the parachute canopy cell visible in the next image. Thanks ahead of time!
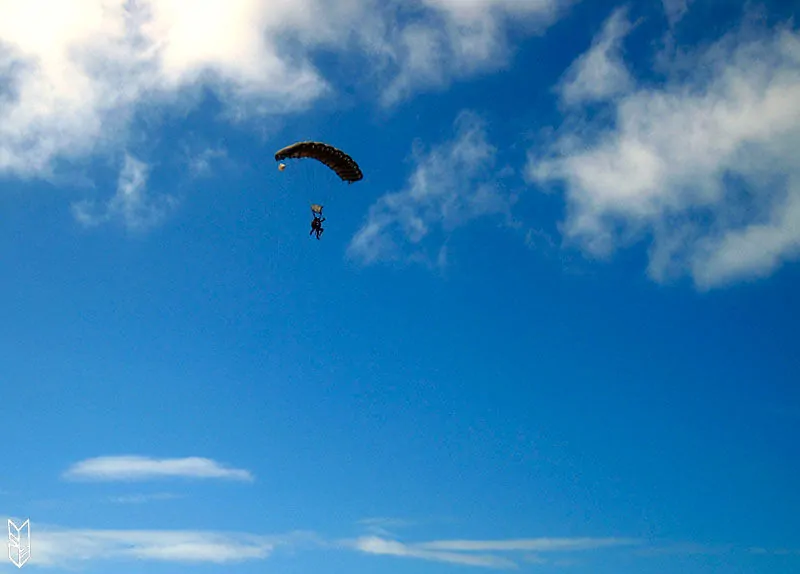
[274,141,363,183]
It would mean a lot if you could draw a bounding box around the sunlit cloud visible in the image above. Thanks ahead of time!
[379,0,578,105]
[63,456,254,482]
[0,0,577,183]
[528,11,800,289]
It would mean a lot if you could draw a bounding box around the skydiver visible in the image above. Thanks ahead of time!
[310,215,325,240]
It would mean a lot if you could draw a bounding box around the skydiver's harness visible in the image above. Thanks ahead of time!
[310,206,325,238]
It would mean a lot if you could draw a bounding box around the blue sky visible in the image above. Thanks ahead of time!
[1,0,799,572]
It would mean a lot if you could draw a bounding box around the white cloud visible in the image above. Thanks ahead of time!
[348,110,514,265]
[380,0,577,105]
[351,535,639,569]
[63,455,254,481]
[0,0,327,177]
[72,154,177,231]
[0,0,576,184]
[358,517,415,538]
[353,536,517,569]
[0,523,281,567]
[418,537,641,552]
[558,6,634,107]
[528,18,800,289]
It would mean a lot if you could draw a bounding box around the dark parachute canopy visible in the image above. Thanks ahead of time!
[274,141,363,183]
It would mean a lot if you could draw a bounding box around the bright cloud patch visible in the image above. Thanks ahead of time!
[0,0,575,180]
[17,525,276,566]
[63,455,254,481]
[0,0,326,177]
[349,110,513,266]
[528,12,800,289]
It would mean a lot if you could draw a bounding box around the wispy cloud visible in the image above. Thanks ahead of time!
[528,13,800,289]
[379,0,578,106]
[634,541,733,556]
[418,537,641,552]
[749,547,800,556]
[107,492,183,504]
[352,536,518,569]
[0,522,303,567]
[558,6,634,107]
[186,146,229,178]
[662,0,694,27]
[72,154,177,231]
[63,456,254,482]
[349,535,640,569]
[349,109,514,266]
[358,517,416,538]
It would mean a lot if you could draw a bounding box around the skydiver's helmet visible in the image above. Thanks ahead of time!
[311,204,324,216]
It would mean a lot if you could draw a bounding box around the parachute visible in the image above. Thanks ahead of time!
[274,141,362,237]
[274,141,363,183]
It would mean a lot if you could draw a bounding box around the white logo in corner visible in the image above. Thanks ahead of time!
[8,519,30,568]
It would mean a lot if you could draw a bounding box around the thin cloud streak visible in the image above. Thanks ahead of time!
[350,535,641,569]
[108,492,183,504]
[353,536,518,569]
[419,537,642,552]
[2,525,281,567]
[63,456,254,482]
